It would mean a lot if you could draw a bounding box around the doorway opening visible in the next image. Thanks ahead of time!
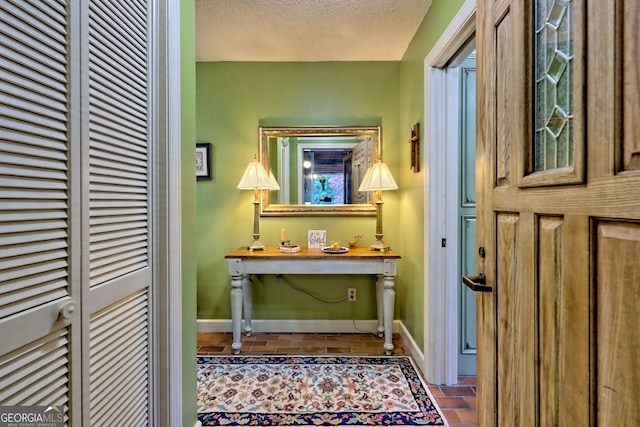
[422,0,476,386]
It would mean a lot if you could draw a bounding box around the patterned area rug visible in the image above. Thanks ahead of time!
[197,356,447,426]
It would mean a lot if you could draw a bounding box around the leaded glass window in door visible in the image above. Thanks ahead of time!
[534,0,574,171]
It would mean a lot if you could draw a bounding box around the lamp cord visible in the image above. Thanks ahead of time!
[275,274,346,304]
[274,274,378,336]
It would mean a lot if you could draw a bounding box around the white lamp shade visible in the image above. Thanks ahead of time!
[267,169,281,191]
[358,161,398,191]
[237,161,279,190]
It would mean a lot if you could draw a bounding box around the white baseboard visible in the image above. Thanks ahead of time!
[197,318,400,334]
[194,422,202,427]
[395,321,426,377]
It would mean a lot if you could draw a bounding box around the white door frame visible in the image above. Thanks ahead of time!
[423,0,476,386]
[156,0,183,424]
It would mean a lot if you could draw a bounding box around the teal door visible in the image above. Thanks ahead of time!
[458,57,477,376]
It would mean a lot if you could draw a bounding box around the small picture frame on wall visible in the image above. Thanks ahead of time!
[196,143,211,181]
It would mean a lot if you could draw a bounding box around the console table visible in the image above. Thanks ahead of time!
[225,247,401,354]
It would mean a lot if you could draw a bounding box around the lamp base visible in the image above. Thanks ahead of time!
[248,240,266,251]
[368,239,390,252]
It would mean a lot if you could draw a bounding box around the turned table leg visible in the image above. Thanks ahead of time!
[375,274,385,338]
[382,274,396,355]
[230,274,243,354]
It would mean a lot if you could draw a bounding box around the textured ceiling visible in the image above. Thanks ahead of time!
[196,0,433,62]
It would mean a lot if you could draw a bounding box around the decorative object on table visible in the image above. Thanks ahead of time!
[307,229,326,248]
[358,159,398,251]
[196,355,446,426]
[279,244,300,253]
[322,246,349,254]
[237,156,280,251]
[409,122,420,172]
[279,228,289,246]
[349,233,363,248]
[196,142,212,180]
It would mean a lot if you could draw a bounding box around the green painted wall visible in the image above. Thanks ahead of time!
[180,0,197,425]
[395,0,468,350]
[196,62,401,322]
[193,0,468,355]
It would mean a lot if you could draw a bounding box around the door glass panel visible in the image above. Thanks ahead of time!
[534,0,574,171]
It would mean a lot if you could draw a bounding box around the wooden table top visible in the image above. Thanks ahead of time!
[225,246,401,259]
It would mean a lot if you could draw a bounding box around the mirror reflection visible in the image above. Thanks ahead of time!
[259,126,381,216]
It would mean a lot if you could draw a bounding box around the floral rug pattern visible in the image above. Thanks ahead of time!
[197,356,447,426]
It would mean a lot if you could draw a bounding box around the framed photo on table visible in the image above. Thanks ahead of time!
[196,143,211,180]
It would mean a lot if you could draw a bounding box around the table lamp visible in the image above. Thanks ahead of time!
[237,157,280,251]
[358,160,398,251]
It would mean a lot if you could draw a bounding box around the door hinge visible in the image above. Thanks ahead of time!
[441,238,446,247]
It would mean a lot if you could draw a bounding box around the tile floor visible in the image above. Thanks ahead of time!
[197,332,477,426]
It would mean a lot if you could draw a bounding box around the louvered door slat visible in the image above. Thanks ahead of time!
[0,288,68,319]
[0,152,67,171]
[91,163,146,180]
[0,229,67,246]
[89,225,146,242]
[0,329,69,407]
[0,249,67,273]
[0,271,66,292]
[89,4,146,63]
[0,31,66,74]
[88,63,146,107]
[90,201,147,210]
[0,218,67,233]
[91,161,147,176]
[89,28,145,77]
[91,247,147,269]
[90,213,146,225]
[0,67,66,99]
[0,211,67,222]
[1,0,67,45]
[90,235,146,254]
[92,327,147,376]
[90,291,148,425]
[0,177,66,191]
[90,0,146,46]
[25,374,68,407]
[96,363,148,425]
[6,350,68,399]
[89,137,146,160]
[90,115,147,143]
[0,335,65,376]
[0,189,67,200]
[90,83,145,120]
[91,220,147,235]
[0,121,67,145]
[90,258,147,286]
[90,191,147,201]
[91,140,146,163]
[1,203,68,215]
[0,71,66,104]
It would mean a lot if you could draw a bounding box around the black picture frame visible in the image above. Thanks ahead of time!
[196,143,212,181]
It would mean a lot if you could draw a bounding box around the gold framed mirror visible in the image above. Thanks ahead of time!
[259,126,381,216]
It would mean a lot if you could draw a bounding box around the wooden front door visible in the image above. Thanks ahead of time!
[475,0,640,425]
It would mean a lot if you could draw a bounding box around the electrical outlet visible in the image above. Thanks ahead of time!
[347,288,356,302]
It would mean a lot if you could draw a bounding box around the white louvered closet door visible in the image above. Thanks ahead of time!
[1,0,155,425]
